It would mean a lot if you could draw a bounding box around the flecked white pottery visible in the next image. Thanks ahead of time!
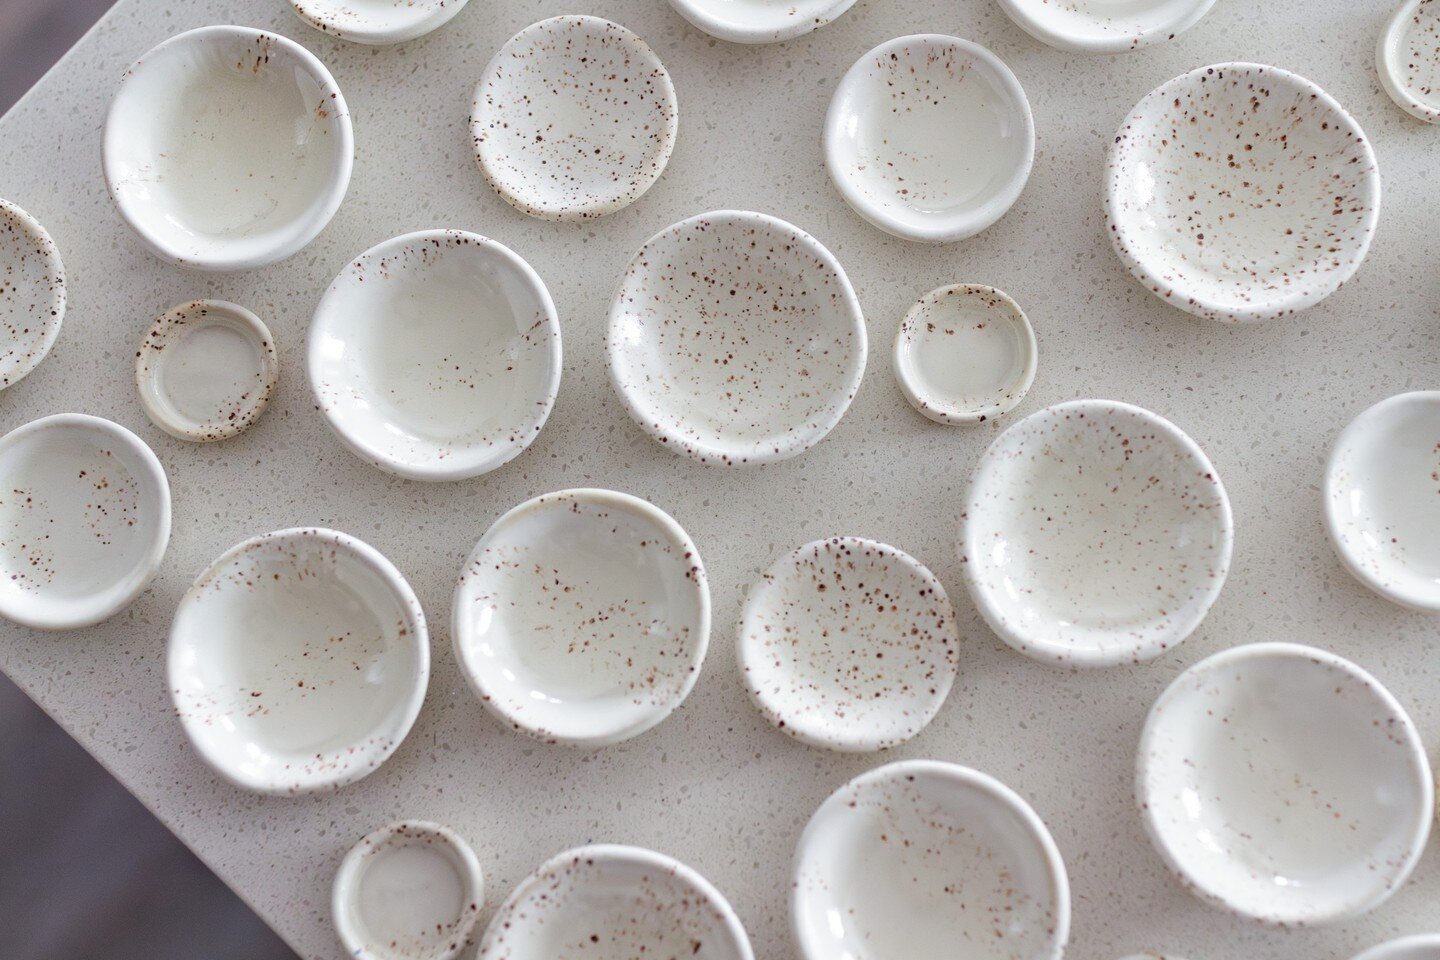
[793,760,1070,960]
[1353,936,1440,960]
[0,198,65,390]
[1106,62,1380,322]
[289,0,471,44]
[309,230,561,481]
[960,399,1232,668]
[666,0,857,43]
[0,414,170,631]
[453,489,709,747]
[169,528,429,794]
[825,35,1035,244]
[1137,642,1433,925]
[1378,1,1440,122]
[996,0,1216,53]
[103,25,353,272]
[607,210,866,465]
[738,537,960,752]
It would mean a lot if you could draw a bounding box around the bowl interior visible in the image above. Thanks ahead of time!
[292,0,464,42]
[1002,0,1212,48]
[0,201,64,389]
[1384,1,1440,117]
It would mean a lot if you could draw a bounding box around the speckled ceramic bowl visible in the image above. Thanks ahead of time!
[793,760,1070,960]
[738,537,960,752]
[1379,0,1440,122]
[607,210,866,465]
[1353,937,1440,960]
[960,399,1232,668]
[169,528,429,795]
[666,0,857,43]
[1106,62,1380,322]
[1138,643,1433,925]
[996,0,1216,53]
[289,0,471,44]
[471,16,677,222]
[0,198,65,390]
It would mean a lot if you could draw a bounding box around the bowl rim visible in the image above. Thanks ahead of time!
[0,198,66,390]
[1351,935,1440,960]
[663,0,858,43]
[288,0,472,44]
[1377,0,1440,123]
[995,0,1218,54]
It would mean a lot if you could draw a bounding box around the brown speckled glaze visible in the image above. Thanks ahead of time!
[289,0,471,45]
[1379,0,1440,122]
[0,198,65,390]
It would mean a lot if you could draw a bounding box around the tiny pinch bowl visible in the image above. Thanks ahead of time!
[0,198,65,389]
[996,0,1217,54]
[1378,0,1440,123]
[289,0,471,45]
[666,0,857,44]
[1353,937,1440,960]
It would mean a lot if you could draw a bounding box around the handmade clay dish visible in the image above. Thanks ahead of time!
[0,415,170,631]
[0,198,65,389]
[961,399,1232,668]
[309,230,561,481]
[471,16,677,222]
[1353,937,1440,960]
[665,0,858,43]
[1106,62,1380,322]
[738,537,960,752]
[824,35,1035,243]
[453,489,709,746]
[1378,1,1440,122]
[169,528,428,794]
[607,210,866,465]
[1138,642,1433,925]
[793,760,1070,960]
[996,0,1216,53]
[103,26,353,271]
[289,0,471,44]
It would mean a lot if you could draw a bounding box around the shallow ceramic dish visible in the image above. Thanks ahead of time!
[0,414,170,631]
[607,210,866,465]
[103,25,353,271]
[169,528,428,794]
[666,0,857,43]
[471,16,677,222]
[824,35,1035,243]
[1378,1,1440,122]
[309,230,561,481]
[1138,642,1432,925]
[793,760,1070,960]
[738,537,960,752]
[1106,62,1380,323]
[453,489,709,746]
[961,399,1232,668]
[1353,936,1440,960]
[996,0,1216,53]
[0,198,65,389]
[289,0,471,44]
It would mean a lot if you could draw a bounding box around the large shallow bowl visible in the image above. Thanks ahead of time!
[0,198,65,390]
[996,0,1216,53]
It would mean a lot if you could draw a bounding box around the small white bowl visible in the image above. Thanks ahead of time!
[169,528,429,795]
[289,0,471,45]
[453,489,710,747]
[309,230,562,481]
[607,210,866,466]
[824,35,1035,244]
[893,284,1038,425]
[1138,642,1433,925]
[960,399,1232,668]
[793,760,1070,960]
[0,198,65,390]
[1378,1,1440,123]
[333,820,485,960]
[103,26,353,272]
[738,537,960,752]
[996,0,1216,54]
[0,414,170,630]
[1353,937,1440,960]
[471,16,677,222]
[666,0,858,43]
[478,844,754,960]
[1106,63,1380,323]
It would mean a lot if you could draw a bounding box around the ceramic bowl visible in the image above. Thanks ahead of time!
[1138,642,1433,925]
[309,230,562,481]
[824,35,1035,243]
[103,26,353,272]
[169,528,428,794]
[471,16,677,222]
[0,414,170,630]
[793,760,1070,960]
[893,284,1038,425]
[453,489,709,747]
[666,0,857,43]
[0,198,65,389]
[1378,1,1440,123]
[607,210,866,466]
[996,0,1216,53]
[333,820,485,960]
[289,0,471,44]
[960,399,1232,668]
[738,537,960,752]
[1106,62,1380,323]
[1353,937,1440,960]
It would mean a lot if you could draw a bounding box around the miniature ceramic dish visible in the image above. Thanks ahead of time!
[1106,62,1380,323]
[0,198,65,390]
[665,0,858,43]
[309,230,562,481]
[471,16,677,222]
[103,26,353,272]
[960,399,1232,668]
[793,760,1070,960]
[168,528,428,795]
[824,35,1035,244]
[1378,1,1440,123]
[1352,936,1440,960]
[738,537,960,752]
[453,489,709,747]
[996,0,1217,54]
[333,820,485,960]
[607,210,866,466]
[289,0,471,45]
[893,284,1038,425]
[1137,642,1433,925]
[0,414,170,631]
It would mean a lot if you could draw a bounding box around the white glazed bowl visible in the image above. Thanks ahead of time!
[1353,937,1440,960]
[996,0,1217,53]
[103,25,353,272]
[1137,642,1433,925]
[289,0,471,44]
[0,198,65,390]
[666,0,858,43]
[309,230,562,481]
[961,399,1232,668]
[1106,62,1380,322]
[1378,0,1440,123]
[793,760,1070,960]
[169,528,429,794]
[607,210,866,465]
